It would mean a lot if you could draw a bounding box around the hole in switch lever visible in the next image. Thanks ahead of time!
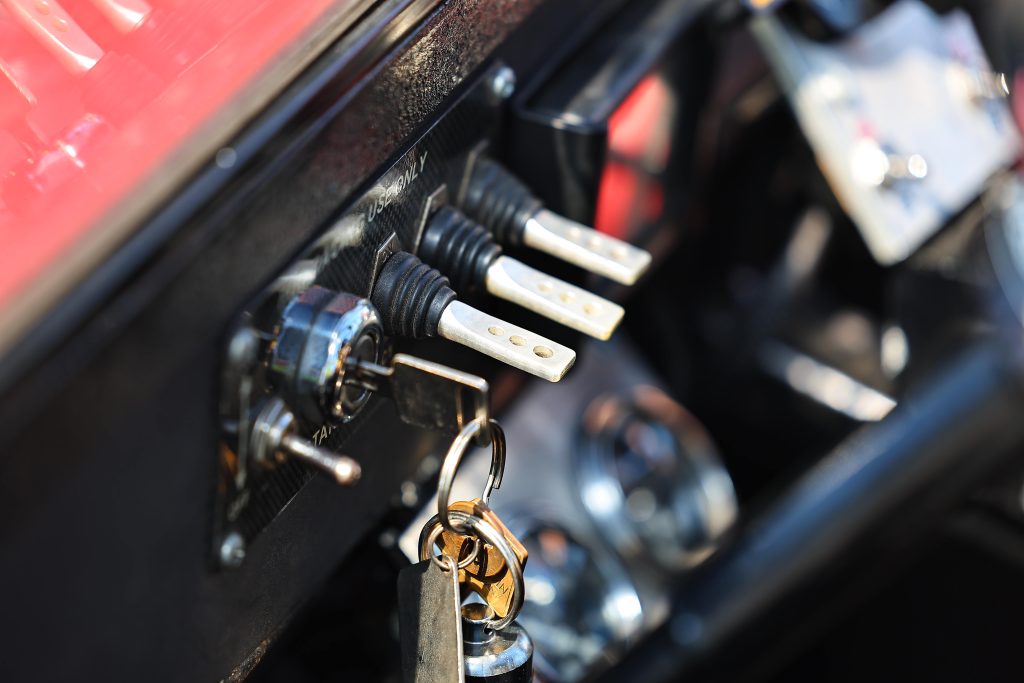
[418,207,624,340]
[524,209,651,285]
[369,251,575,381]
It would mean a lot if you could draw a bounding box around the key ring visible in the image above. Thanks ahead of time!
[437,418,505,534]
[421,523,482,571]
[418,509,525,631]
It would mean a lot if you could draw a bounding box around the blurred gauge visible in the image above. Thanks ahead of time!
[575,386,737,571]
[508,519,643,683]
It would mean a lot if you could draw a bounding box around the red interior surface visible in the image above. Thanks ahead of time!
[594,73,670,240]
[0,0,343,309]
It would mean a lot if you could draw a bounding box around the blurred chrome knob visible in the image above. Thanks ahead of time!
[574,387,737,570]
[510,520,642,683]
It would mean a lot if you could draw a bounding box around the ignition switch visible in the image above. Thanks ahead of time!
[268,285,492,436]
[268,286,384,425]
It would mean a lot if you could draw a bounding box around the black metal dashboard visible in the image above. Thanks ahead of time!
[0,0,720,677]
[0,0,562,678]
[5,0,1024,681]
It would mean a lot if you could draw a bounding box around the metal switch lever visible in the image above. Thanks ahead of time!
[251,398,361,486]
[522,210,652,286]
[368,254,576,382]
[418,207,625,339]
[461,158,652,285]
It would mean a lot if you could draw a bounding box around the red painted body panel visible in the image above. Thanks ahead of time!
[0,0,341,308]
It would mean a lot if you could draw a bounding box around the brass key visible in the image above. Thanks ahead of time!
[438,498,528,618]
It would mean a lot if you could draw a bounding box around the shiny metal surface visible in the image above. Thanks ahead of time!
[419,509,526,631]
[461,603,534,682]
[400,341,697,682]
[250,397,362,487]
[485,256,624,340]
[759,341,897,422]
[279,433,362,486]
[218,531,247,570]
[949,63,1010,104]
[345,354,491,435]
[437,300,576,382]
[438,500,530,619]
[423,522,482,571]
[575,387,737,570]
[523,209,652,285]
[598,344,1024,683]
[510,520,643,683]
[269,287,383,424]
[753,0,1022,264]
[437,419,507,533]
[485,65,517,103]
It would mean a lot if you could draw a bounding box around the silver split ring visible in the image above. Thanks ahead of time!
[437,418,505,534]
[422,522,482,571]
[418,508,525,631]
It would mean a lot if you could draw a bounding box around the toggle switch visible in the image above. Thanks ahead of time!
[418,207,624,340]
[460,158,652,285]
[949,63,1009,106]
[368,252,576,381]
[250,397,361,486]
